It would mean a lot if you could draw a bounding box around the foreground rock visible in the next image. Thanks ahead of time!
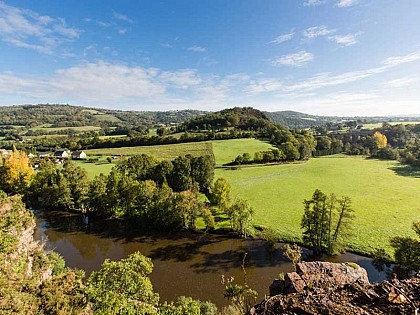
[250,262,420,315]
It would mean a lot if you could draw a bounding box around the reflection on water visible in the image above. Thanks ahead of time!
[33,210,389,307]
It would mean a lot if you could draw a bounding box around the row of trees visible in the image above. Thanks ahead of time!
[313,123,420,166]
[0,148,254,236]
[25,155,216,231]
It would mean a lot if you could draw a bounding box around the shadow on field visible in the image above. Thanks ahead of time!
[389,164,420,178]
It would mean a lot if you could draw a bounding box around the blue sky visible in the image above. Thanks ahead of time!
[0,0,419,115]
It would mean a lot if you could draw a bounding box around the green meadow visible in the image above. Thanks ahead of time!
[73,160,115,179]
[215,155,420,255]
[74,138,420,255]
[362,121,420,129]
[29,125,102,132]
[84,142,213,160]
[211,138,275,165]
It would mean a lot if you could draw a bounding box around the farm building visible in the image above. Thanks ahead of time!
[53,149,69,159]
[71,151,87,160]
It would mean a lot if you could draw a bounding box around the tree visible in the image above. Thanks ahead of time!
[225,198,254,237]
[87,174,108,216]
[301,189,330,254]
[62,161,89,210]
[116,154,157,181]
[168,156,193,192]
[0,148,34,194]
[280,142,300,161]
[190,155,215,193]
[174,189,202,230]
[390,221,420,275]
[209,178,231,209]
[373,131,387,149]
[86,252,159,315]
[301,189,354,255]
[28,161,72,210]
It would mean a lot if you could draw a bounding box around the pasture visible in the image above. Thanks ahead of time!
[84,142,214,160]
[215,155,420,255]
[70,137,419,256]
[211,138,275,165]
[362,121,420,129]
[73,159,115,179]
[29,125,102,132]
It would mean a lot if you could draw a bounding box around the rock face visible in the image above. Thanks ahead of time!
[250,262,420,315]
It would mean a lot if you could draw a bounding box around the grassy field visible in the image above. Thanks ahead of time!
[98,135,127,140]
[362,121,420,129]
[73,160,115,179]
[212,138,275,165]
[69,138,420,256]
[84,142,213,160]
[215,155,420,255]
[29,125,102,132]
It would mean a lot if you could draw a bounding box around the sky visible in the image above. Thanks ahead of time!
[0,0,420,116]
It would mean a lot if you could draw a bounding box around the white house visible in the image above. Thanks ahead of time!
[53,149,69,159]
[71,151,87,160]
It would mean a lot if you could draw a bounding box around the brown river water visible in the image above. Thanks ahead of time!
[33,210,389,307]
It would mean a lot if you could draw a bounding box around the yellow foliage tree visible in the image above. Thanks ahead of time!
[2,148,34,194]
[373,131,387,149]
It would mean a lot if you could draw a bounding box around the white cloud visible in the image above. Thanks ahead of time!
[329,33,359,46]
[336,0,358,8]
[0,1,81,54]
[112,12,134,24]
[383,51,420,66]
[387,77,418,88]
[159,69,202,88]
[272,51,314,67]
[0,61,241,109]
[187,45,207,53]
[251,50,420,94]
[161,42,173,48]
[269,32,294,44]
[245,79,283,95]
[303,0,326,6]
[1,50,420,114]
[118,28,127,35]
[303,25,335,38]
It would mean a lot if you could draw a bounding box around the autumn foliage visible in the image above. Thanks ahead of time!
[373,131,387,149]
[0,148,34,194]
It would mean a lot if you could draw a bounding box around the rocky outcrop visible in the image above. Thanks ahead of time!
[250,262,420,315]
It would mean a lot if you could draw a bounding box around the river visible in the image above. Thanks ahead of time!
[33,210,389,307]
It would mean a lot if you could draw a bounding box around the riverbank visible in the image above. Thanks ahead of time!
[34,209,391,307]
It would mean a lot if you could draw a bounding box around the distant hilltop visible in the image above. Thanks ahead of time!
[0,104,419,129]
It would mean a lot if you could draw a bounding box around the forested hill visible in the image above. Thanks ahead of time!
[267,110,420,129]
[266,111,334,129]
[181,107,275,131]
[0,104,207,128]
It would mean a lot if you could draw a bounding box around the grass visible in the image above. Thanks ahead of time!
[73,160,116,179]
[98,135,127,140]
[362,121,420,129]
[215,155,420,255]
[65,138,419,257]
[211,138,276,165]
[84,142,213,160]
[29,125,102,132]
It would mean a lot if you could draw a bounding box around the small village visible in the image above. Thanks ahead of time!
[1,148,87,166]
